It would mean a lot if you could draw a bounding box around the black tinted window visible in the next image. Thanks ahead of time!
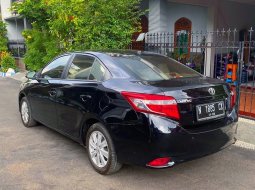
[41,55,70,79]
[67,55,108,81]
[112,55,200,81]
[67,55,94,80]
[141,55,200,78]
[89,59,106,81]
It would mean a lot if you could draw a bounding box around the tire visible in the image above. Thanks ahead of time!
[86,122,122,175]
[20,97,37,128]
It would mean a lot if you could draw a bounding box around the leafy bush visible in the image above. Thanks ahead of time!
[22,29,60,71]
[0,21,8,52]
[0,21,15,73]
[12,0,143,70]
[0,52,16,72]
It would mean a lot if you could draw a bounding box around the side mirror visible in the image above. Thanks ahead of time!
[26,71,36,79]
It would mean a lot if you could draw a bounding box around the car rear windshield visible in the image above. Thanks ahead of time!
[112,54,201,81]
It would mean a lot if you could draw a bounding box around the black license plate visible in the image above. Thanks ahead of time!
[196,101,225,121]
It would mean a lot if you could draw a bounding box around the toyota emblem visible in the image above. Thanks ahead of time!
[208,88,215,95]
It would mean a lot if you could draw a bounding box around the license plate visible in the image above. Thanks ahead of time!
[196,101,225,121]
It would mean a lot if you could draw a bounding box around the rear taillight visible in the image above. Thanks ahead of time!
[230,90,236,109]
[121,91,180,120]
[230,86,236,109]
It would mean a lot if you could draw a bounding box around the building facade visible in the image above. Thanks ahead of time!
[0,0,30,58]
[138,0,255,76]
[137,0,255,119]
[144,0,255,34]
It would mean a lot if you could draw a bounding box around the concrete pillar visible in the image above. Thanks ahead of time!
[23,18,27,30]
[149,0,168,33]
[205,0,219,77]
[160,0,168,32]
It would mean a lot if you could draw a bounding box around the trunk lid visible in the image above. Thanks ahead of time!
[147,77,231,128]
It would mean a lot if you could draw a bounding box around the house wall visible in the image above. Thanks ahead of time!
[0,0,27,41]
[5,20,24,41]
[165,2,208,34]
[149,0,208,33]
[148,0,163,33]
[148,0,255,35]
[0,0,12,19]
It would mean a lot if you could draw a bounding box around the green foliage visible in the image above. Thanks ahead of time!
[12,0,143,70]
[11,0,49,29]
[0,21,12,72]
[0,52,16,72]
[22,29,60,71]
[0,21,8,52]
[70,0,142,50]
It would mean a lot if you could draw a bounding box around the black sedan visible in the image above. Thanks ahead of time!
[19,50,238,174]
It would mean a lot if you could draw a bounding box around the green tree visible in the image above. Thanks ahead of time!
[12,0,143,70]
[22,28,60,71]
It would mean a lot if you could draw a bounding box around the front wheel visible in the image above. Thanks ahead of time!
[20,97,37,127]
[86,123,122,175]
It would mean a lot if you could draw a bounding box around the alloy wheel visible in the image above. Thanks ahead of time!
[21,101,29,124]
[88,131,109,168]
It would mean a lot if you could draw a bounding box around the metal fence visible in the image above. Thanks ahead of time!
[131,28,255,120]
[238,39,255,119]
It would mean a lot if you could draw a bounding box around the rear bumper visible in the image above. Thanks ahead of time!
[167,122,237,164]
[113,109,238,167]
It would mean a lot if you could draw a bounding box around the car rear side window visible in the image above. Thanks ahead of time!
[67,54,108,81]
[89,59,107,81]
[41,55,71,79]
[67,55,94,80]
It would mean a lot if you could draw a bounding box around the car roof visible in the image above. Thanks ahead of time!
[67,50,166,79]
[70,50,162,57]
[69,50,166,78]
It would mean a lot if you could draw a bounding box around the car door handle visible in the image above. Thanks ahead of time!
[48,90,57,97]
[80,95,92,102]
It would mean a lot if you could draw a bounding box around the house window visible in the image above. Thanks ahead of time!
[174,17,192,60]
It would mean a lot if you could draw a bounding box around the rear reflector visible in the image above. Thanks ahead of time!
[121,91,180,120]
[147,157,172,167]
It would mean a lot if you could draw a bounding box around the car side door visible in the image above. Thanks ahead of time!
[54,54,110,138]
[28,54,72,129]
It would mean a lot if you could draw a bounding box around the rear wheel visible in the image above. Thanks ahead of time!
[86,123,122,175]
[20,97,37,127]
